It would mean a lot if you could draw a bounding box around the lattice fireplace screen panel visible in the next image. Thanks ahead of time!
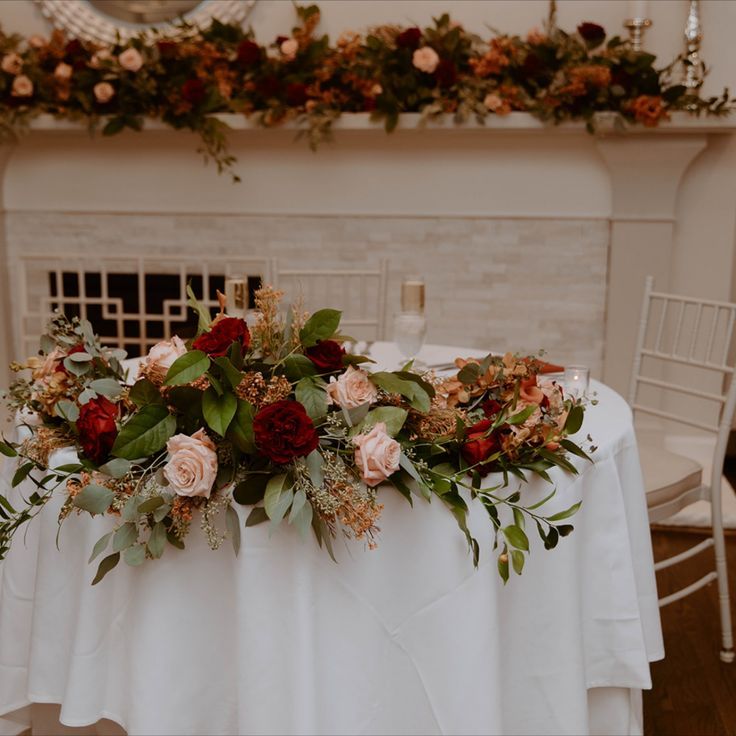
[16,256,271,358]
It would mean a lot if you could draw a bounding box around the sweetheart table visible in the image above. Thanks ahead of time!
[0,343,663,735]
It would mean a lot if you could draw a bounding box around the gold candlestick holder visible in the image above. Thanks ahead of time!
[623,17,652,52]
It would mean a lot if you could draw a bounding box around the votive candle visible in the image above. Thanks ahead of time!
[564,365,590,398]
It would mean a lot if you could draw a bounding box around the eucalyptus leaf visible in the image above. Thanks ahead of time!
[137,496,165,514]
[77,388,96,405]
[264,473,288,520]
[89,378,124,399]
[73,483,114,515]
[88,531,113,564]
[305,450,324,488]
[123,544,146,566]
[98,458,131,479]
[91,552,120,585]
[112,522,138,552]
[226,505,241,556]
[245,506,268,527]
[148,522,167,558]
[54,399,79,423]
[233,474,268,505]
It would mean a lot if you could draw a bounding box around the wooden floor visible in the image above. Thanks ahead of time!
[644,528,736,735]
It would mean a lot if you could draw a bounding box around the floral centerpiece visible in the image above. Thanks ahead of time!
[0,286,591,584]
[0,4,730,178]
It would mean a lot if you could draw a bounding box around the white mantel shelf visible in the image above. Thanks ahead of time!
[24,111,736,135]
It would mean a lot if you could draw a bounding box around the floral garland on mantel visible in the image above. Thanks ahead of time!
[0,4,731,179]
[0,288,592,584]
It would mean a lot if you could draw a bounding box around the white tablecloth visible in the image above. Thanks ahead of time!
[0,344,663,735]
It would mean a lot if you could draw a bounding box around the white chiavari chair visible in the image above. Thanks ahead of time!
[629,275,736,662]
[270,258,389,342]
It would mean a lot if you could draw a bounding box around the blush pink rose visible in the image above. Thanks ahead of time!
[54,62,72,81]
[412,46,440,74]
[144,335,187,383]
[1,53,22,75]
[353,422,401,487]
[11,75,33,97]
[163,429,218,498]
[280,38,299,59]
[326,365,378,409]
[93,81,115,103]
[118,47,143,72]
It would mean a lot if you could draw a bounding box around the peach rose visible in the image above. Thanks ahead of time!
[353,421,401,487]
[143,335,187,383]
[93,81,115,104]
[326,365,378,409]
[371,83,383,96]
[484,93,511,115]
[118,47,143,72]
[54,62,72,81]
[163,429,218,498]
[89,49,112,69]
[280,37,299,59]
[11,75,33,97]
[519,377,544,405]
[412,46,440,74]
[1,53,22,75]
[28,35,47,49]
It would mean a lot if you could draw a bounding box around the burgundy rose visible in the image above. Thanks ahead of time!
[237,39,262,66]
[285,81,308,107]
[157,40,178,58]
[253,399,319,464]
[577,22,606,47]
[192,317,250,358]
[305,340,345,373]
[435,59,457,88]
[77,396,119,465]
[64,39,84,59]
[257,75,281,99]
[482,399,502,418]
[396,27,422,50]
[181,78,206,105]
[461,418,501,475]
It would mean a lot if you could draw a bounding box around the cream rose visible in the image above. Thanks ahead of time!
[54,62,72,81]
[1,53,22,75]
[143,335,187,383]
[412,46,440,74]
[326,365,378,409]
[163,429,218,498]
[93,81,115,104]
[118,47,143,72]
[353,422,401,487]
[11,75,33,97]
[280,37,299,59]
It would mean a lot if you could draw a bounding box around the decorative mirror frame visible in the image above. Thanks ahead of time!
[35,0,257,45]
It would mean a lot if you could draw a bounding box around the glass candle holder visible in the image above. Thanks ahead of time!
[564,365,590,398]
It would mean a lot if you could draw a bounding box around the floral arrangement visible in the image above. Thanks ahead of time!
[0,286,591,584]
[0,4,730,178]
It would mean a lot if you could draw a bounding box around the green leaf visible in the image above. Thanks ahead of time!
[54,399,79,422]
[123,544,146,566]
[290,493,313,540]
[399,454,429,499]
[295,376,328,420]
[202,387,237,436]
[112,405,176,460]
[12,462,34,487]
[305,450,324,488]
[546,501,582,522]
[228,400,255,453]
[226,504,241,556]
[213,356,244,389]
[369,372,430,412]
[187,283,212,334]
[511,549,525,575]
[68,351,93,362]
[497,552,509,584]
[102,117,125,136]
[88,531,113,564]
[394,371,436,398]
[137,496,165,514]
[153,503,171,523]
[121,494,139,522]
[98,458,131,479]
[73,483,114,514]
[129,378,164,407]
[92,552,120,584]
[343,402,371,428]
[557,524,574,537]
[299,309,342,347]
[163,350,210,386]
[564,404,585,435]
[147,521,167,558]
[353,406,408,437]
[288,488,308,523]
[283,354,318,381]
[264,473,288,520]
[0,441,17,458]
[458,362,481,385]
[502,524,530,551]
[88,378,123,399]
[270,487,294,526]
[527,488,556,511]
[245,506,268,527]
[112,522,138,552]
[506,404,537,426]
[560,438,592,462]
[63,357,90,377]
[233,473,268,505]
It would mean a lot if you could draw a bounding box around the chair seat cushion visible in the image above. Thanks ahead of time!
[639,443,703,508]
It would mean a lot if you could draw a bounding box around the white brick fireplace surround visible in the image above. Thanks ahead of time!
[0,112,734,402]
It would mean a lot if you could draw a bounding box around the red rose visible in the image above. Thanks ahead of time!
[305,340,345,373]
[192,317,251,358]
[482,399,502,418]
[253,399,319,465]
[64,39,84,59]
[77,396,119,465]
[237,39,262,65]
[461,418,501,474]
[397,27,422,49]
[577,22,606,47]
[435,59,457,88]
[257,75,281,99]
[286,82,308,107]
[181,78,206,105]
[157,40,178,58]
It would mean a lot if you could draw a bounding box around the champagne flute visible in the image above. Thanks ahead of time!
[394,276,427,370]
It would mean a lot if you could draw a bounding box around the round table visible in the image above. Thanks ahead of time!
[0,343,663,735]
